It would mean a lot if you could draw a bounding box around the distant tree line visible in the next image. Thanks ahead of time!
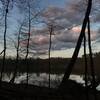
[0,52,100,75]
[0,57,70,74]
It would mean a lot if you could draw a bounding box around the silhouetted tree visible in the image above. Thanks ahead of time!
[48,24,54,88]
[84,20,89,100]
[60,0,92,86]
[13,0,42,85]
[0,0,13,82]
[10,23,23,83]
[87,17,97,100]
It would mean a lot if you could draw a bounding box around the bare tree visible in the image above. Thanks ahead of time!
[25,1,31,85]
[14,0,42,85]
[48,24,54,88]
[87,17,97,100]
[84,23,89,100]
[10,23,23,83]
[0,0,10,82]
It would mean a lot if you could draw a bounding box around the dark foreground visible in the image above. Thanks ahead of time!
[0,80,100,100]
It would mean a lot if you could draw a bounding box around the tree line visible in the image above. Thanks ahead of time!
[0,52,100,76]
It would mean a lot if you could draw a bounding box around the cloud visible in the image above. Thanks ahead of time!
[65,0,100,23]
[41,0,100,29]
[20,1,100,57]
[51,41,76,50]
[56,25,98,42]
[28,23,99,56]
[42,6,66,19]
[31,35,49,45]
[95,13,100,22]
[41,6,73,29]
[39,49,75,58]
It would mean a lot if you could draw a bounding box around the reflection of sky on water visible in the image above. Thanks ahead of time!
[2,73,84,88]
[3,73,100,91]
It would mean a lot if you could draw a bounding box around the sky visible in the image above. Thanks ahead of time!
[0,0,100,58]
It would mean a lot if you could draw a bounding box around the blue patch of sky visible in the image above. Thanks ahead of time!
[8,0,70,32]
[7,7,20,37]
[40,0,70,8]
[91,22,100,31]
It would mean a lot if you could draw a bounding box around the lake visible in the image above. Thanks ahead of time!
[2,72,100,90]
[2,73,84,86]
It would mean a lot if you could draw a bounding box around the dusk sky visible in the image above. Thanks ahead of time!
[0,0,100,58]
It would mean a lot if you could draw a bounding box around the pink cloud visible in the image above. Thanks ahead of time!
[71,26,97,40]
[56,26,97,42]
[19,39,32,47]
[31,35,49,45]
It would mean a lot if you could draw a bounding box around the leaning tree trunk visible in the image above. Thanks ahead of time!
[60,0,92,86]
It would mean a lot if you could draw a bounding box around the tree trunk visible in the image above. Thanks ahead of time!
[0,0,9,82]
[60,0,92,87]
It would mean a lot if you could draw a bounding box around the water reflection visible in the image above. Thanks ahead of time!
[2,73,85,88]
[2,73,100,91]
